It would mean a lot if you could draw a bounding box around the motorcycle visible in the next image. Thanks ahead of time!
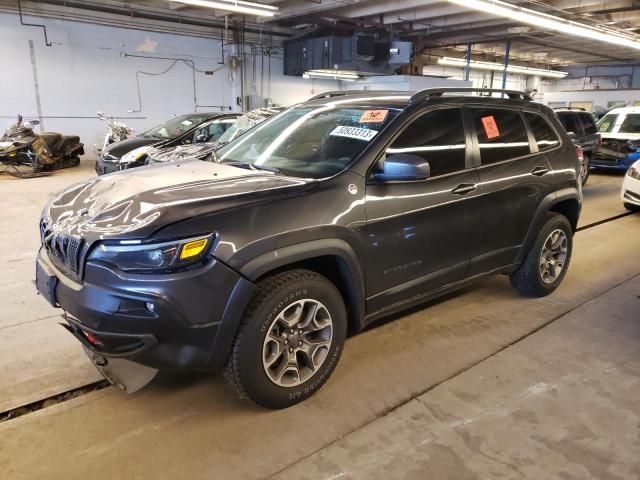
[93,112,134,155]
[0,115,84,178]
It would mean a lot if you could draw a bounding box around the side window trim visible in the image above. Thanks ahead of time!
[367,105,473,181]
[521,111,539,154]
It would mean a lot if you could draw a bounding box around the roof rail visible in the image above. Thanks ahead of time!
[410,88,532,103]
[553,106,586,111]
[308,90,407,101]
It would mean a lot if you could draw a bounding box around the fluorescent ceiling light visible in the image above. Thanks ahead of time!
[173,0,277,17]
[437,57,568,79]
[303,70,360,81]
[446,0,640,51]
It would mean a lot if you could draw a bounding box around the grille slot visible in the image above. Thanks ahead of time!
[41,221,83,278]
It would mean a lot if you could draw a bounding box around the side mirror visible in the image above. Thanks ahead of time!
[371,153,430,182]
[567,131,577,140]
[29,120,40,126]
[195,134,207,143]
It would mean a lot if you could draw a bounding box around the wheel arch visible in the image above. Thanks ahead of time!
[516,189,581,264]
[240,239,366,334]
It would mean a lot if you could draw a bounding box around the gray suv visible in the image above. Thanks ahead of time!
[554,108,601,185]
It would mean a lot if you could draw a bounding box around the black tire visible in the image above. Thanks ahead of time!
[580,153,591,186]
[624,202,640,212]
[224,269,347,409]
[510,213,573,297]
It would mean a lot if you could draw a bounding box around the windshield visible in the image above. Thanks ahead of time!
[216,105,402,178]
[216,108,283,145]
[142,114,211,140]
[598,114,619,133]
[619,114,640,133]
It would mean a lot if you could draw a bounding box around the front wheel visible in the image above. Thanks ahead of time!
[510,213,573,297]
[224,269,347,409]
[624,202,640,212]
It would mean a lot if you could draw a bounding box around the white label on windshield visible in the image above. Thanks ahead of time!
[181,120,194,126]
[330,126,378,142]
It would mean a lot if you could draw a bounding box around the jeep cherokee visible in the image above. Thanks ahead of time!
[36,88,582,409]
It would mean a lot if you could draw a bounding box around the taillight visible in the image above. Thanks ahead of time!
[576,145,584,162]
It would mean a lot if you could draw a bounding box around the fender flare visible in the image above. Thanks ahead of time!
[515,188,581,264]
[239,238,366,332]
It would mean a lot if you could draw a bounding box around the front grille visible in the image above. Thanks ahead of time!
[40,220,83,276]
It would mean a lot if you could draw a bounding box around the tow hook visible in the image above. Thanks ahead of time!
[83,347,158,394]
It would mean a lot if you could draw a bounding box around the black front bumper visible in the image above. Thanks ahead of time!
[36,248,255,371]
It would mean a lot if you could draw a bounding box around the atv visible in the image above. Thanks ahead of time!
[0,115,84,178]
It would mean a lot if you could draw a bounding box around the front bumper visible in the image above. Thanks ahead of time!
[622,173,640,206]
[36,248,255,371]
[591,153,637,171]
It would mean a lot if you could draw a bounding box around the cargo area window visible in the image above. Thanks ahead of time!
[471,108,531,165]
[525,112,560,152]
[387,108,466,178]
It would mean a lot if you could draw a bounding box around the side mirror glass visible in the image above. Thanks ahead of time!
[371,153,431,182]
[194,134,207,143]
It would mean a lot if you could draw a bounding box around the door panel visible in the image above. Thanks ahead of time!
[362,107,481,314]
[364,170,481,312]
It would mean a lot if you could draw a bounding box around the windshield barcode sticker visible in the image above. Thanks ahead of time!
[330,126,378,141]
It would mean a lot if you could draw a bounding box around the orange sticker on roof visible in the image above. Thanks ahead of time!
[481,116,500,139]
[359,110,389,123]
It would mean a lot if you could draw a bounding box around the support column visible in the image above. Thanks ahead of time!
[502,40,511,96]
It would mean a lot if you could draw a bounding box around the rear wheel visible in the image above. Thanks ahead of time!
[510,213,573,297]
[580,153,591,186]
[224,269,347,409]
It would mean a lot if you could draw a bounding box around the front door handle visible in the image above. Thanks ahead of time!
[531,166,550,176]
[451,183,477,195]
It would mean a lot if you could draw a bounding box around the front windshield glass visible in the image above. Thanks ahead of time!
[216,105,402,178]
[142,114,210,140]
[597,114,618,133]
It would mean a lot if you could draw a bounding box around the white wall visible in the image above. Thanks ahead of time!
[0,12,338,158]
[542,89,640,112]
[422,64,530,91]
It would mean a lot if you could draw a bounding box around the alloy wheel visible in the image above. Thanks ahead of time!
[539,228,568,284]
[262,299,333,387]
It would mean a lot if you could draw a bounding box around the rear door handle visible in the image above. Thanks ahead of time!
[451,183,477,195]
[531,166,550,176]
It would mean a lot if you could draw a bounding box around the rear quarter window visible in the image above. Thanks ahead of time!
[578,113,597,135]
[524,112,560,152]
[619,114,640,133]
[557,112,580,135]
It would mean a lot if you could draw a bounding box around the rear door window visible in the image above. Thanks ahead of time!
[557,112,580,135]
[578,113,597,135]
[524,112,560,152]
[388,108,466,177]
[619,114,640,133]
[471,108,531,165]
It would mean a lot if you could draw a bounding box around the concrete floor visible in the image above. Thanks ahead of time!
[0,163,638,479]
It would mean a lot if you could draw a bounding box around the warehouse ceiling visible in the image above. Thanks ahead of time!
[4,1,640,67]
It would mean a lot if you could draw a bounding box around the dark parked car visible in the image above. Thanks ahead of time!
[95,112,232,175]
[144,107,285,166]
[36,88,582,408]
[554,108,600,185]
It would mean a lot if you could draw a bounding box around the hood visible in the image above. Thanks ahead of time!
[149,143,219,163]
[103,136,160,159]
[43,159,310,243]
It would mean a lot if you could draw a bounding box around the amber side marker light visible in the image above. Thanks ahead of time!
[180,238,209,260]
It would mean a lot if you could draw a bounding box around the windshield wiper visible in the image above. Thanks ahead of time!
[223,160,280,174]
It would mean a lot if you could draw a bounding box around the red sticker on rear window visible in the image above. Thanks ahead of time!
[481,116,500,139]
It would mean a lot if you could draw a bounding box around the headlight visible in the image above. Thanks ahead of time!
[88,235,214,273]
[101,151,119,162]
[628,163,640,180]
[120,146,151,165]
